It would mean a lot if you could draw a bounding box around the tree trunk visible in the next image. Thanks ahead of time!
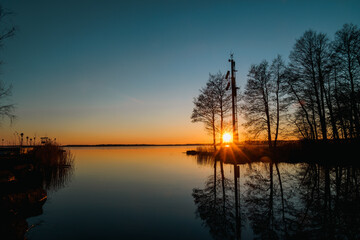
[212,113,216,150]
[274,76,280,148]
[288,81,315,139]
[309,95,319,140]
[324,76,339,139]
[220,101,224,144]
[348,52,360,138]
[266,105,272,149]
[334,68,348,139]
[262,86,272,148]
[311,63,327,140]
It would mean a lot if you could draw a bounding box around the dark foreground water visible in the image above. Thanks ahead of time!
[2,146,360,239]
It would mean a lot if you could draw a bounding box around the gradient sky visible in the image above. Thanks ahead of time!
[1,0,360,144]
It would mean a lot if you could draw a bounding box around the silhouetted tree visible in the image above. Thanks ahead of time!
[285,67,317,139]
[283,24,360,141]
[0,81,14,124]
[192,73,232,147]
[192,82,218,148]
[242,60,273,147]
[332,23,360,138]
[208,72,232,143]
[287,30,335,141]
[0,5,15,125]
[329,56,349,139]
[192,23,360,142]
[270,55,288,147]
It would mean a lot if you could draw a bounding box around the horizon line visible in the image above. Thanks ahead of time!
[61,143,212,147]
[61,140,300,147]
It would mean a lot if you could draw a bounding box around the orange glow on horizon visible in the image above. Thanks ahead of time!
[0,123,212,145]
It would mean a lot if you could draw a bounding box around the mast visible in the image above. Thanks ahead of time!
[229,54,239,143]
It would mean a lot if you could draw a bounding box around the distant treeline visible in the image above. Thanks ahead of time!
[192,23,360,148]
[63,144,211,147]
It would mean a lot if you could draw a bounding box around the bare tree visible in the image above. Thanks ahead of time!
[0,5,15,125]
[207,72,232,143]
[270,55,288,147]
[191,82,218,148]
[192,72,232,148]
[241,57,288,148]
[242,60,273,148]
[288,30,332,141]
[332,23,360,138]
[0,81,14,124]
[193,24,360,143]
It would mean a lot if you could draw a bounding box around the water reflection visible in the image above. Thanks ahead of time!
[0,147,74,239]
[288,163,360,239]
[193,158,241,239]
[192,147,360,239]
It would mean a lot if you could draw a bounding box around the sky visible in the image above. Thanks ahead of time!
[0,0,359,145]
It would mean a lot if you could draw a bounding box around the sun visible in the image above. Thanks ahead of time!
[222,133,232,143]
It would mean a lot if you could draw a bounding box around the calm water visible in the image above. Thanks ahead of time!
[27,146,213,240]
[2,146,360,239]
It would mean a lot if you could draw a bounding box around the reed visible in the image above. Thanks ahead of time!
[32,142,73,167]
[30,142,74,191]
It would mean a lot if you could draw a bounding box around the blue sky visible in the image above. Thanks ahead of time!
[1,0,360,144]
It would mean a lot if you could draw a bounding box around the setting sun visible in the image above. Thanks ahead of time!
[222,133,232,143]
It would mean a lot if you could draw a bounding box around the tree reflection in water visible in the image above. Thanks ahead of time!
[288,163,360,239]
[191,147,360,240]
[193,149,242,240]
[0,147,74,240]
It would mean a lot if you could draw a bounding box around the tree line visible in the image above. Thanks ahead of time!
[192,23,360,147]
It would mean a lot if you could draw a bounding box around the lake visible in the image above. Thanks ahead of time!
[2,146,360,239]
